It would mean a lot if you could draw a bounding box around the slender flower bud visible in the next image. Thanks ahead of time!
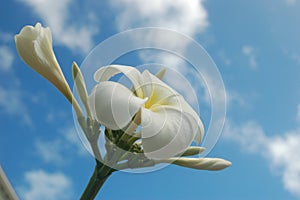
[155,67,166,80]
[156,157,231,171]
[181,146,206,157]
[72,62,92,119]
[15,22,83,118]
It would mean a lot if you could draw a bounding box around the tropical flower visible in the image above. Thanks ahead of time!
[15,23,82,117]
[89,65,204,159]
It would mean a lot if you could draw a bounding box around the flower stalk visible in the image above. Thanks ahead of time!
[80,161,114,200]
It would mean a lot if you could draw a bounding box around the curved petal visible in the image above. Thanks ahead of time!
[178,96,204,143]
[142,70,180,108]
[94,65,144,98]
[15,23,60,75]
[141,105,198,159]
[88,86,97,119]
[142,70,204,143]
[15,23,42,70]
[90,81,147,130]
[33,24,60,71]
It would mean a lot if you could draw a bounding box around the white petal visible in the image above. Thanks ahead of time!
[16,22,41,40]
[178,96,204,143]
[15,22,59,73]
[94,65,144,98]
[141,106,198,159]
[33,25,59,70]
[142,70,180,109]
[15,25,40,69]
[88,85,97,119]
[142,70,204,143]
[90,81,147,130]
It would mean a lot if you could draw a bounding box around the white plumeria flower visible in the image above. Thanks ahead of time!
[89,65,204,159]
[15,23,83,117]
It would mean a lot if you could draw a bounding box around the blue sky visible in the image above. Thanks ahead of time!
[1,0,300,199]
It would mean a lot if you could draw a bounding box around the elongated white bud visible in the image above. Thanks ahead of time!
[156,157,231,171]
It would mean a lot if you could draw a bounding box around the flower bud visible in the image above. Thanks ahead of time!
[72,62,92,119]
[181,146,206,157]
[157,157,231,171]
[15,23,83,118]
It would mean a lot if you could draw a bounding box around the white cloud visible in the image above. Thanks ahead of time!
[218,50,231,66]
[224,108,300,198]
[0,45,14,71]
[35,140,65,164]
[286,0,297,5]
[19,0,98,54]
[0,31,13,43]
[226,90,248,110]
[35,125,88,165]
[63,125,88,156]
[0,86,32,126]
[18,170,72,200]
[267,131,300,197]
[110,0,209,70]
[289,52,300,65]
[223,120,267,153]
[111,0,208,35]
[0,31,14,72]
[45,110,68,123]
[242,45,258,69]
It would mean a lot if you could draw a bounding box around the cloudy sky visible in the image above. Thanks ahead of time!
[1,0,300,199]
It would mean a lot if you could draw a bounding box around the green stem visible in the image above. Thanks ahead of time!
[80,161,114,200]
[81,129,140,199]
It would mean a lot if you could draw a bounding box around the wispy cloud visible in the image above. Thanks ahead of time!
[223,120,267,153]
[110,0,209,70]
[18,170,73,200]
[45,110,68,124]
[0,86,32,126]
[35,125,88,165]
[226,90,249,110]
[290,52,300,65]
[285,0,297,6]
[224,105,300,198]
[35,140,65,164]
[297,104,300,122]
[0,45,14,71]
[242,45,258,69]
[63,125,88,156]
[0,31,33,126]
[111,0,208,35]
[0,31,14,72]
[0,31,13,43]
[18,0,99,54]
[218,50,232,66]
